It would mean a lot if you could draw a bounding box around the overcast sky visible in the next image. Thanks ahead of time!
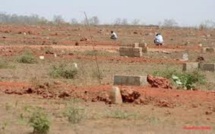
[0,0,214,26]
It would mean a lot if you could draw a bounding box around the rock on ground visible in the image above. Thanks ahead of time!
[147,75,172,89]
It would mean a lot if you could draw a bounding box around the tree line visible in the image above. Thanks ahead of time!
[0,12,214,29]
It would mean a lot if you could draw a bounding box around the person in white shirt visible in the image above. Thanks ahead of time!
[110,31,118,40]
[154,33,164,46]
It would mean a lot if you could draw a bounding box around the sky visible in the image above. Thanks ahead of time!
[0,0,214,26]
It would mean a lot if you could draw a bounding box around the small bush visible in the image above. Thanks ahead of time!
[0,121,8,134]
[91,69,103,81]
[49,64,78,79]
[172,71,205,90]
[144,116,160,125]
[153,70,205,90]
[107,109,139,119]
[0,59,13,69]
[28,110,50,134]
[17,52,37,64]
[64,105,85,124]
[0,59,15,69]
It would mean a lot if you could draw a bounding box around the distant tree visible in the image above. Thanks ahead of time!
[53,15,65,24]
[38,17,49,24]
[113,18,128,25]
[81,16,100,25]
[113,18,121,25]
[88,16,100,25]
[70,18,79,25]
[0,12,48,24]
[81,17,88,25]
[0,12,9,23]
[131,19,141,25]
[161,19,178,27]
[121,18,128,25]
[199,20,215,30]
[158,21,162,27]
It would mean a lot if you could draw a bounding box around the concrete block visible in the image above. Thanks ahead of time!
[119,47,142,57]
[183,62,199,71]
[109,86,122,104]
[142,47,148,53]
[114,75,148,86]
[119,47,132,57]
[133,47,142,52]
[139,42,147,48]
[199,63,215,72]
[132,43,139,48]
[133,47,143,57]
[119,47,127,56]
[139,41,148,53]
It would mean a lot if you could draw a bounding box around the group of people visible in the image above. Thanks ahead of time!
[110,31,164,46]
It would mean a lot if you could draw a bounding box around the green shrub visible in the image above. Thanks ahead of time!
[28,110,50,134]
[49,64,78,79]
[153,70,205,90]
[172,71,205,90]
[64,105,85,124]
[17,52,37,64]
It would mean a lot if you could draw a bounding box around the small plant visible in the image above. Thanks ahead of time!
[49,64,78,79]
[17,52,37,64]
[107,109,139,119]
[144,116,160,125]
[28,110,50,134]
[172,71,205,90]
[64,104,85,124]
[0,59,14,69]
[0,121,8,134]
[5,103,12,111]
[153,69,205,90]
[91,69,103,81]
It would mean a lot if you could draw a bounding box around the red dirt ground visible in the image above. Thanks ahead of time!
[0,80,214,109]
[0,24,214,108]
[0,24,214,133]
